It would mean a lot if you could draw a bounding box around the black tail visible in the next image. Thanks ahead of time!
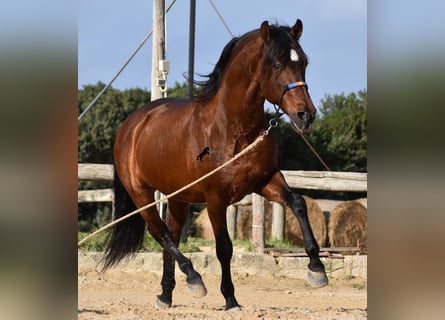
[102,167,146,271]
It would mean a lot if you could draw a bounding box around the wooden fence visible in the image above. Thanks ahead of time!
[78,163,367,251]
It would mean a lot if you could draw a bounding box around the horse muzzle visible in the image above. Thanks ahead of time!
[290,111,314,135]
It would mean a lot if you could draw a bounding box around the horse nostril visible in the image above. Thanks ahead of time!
[297,111,308,121]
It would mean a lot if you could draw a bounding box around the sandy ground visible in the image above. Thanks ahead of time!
[78,268,367,320]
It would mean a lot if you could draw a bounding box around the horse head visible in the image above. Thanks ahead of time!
[259,20,316,135]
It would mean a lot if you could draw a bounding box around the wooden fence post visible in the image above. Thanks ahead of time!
[226,205,237,240]
[271,202,285,241]
[252,193,265,252]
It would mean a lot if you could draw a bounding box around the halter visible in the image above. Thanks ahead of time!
[272,80,308,119]
[279,81,308,105]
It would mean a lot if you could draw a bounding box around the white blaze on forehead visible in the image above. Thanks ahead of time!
[290,48,299,62]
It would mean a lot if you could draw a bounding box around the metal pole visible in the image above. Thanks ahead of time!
[188,0,196,98]
[151,0,166,101]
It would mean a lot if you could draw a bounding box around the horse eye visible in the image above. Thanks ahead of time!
[273,62,282,70]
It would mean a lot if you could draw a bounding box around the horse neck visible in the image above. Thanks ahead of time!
[213,36,267,137]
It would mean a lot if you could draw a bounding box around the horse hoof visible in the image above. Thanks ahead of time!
[227,305,242,312]
[307,270,329,288]
[155,296,171,309]
[187,280,207,298]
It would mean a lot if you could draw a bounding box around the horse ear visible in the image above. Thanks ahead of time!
[290,19,303,40]
[260,21,271,45]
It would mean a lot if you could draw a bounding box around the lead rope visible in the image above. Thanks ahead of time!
[296,131,331,171]
[274,81,332,172]
[78,121,276,246]
[272,100,331,172]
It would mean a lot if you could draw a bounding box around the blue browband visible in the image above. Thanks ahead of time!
[287,81,307,90]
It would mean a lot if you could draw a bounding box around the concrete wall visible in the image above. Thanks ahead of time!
[79,252,367,280]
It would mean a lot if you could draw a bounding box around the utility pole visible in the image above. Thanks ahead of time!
[151,0,168,218]
[151,0,169,101]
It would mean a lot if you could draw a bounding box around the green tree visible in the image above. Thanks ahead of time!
[167,81,189,98]
[78,82,151,164]
[265,111,320,170]
[311,90,367,172]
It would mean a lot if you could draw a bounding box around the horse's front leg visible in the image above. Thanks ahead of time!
[206,194,241,310]
[260,171,328,287]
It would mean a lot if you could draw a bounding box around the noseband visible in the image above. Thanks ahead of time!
[278,81,308,106]
[272,80,308,118]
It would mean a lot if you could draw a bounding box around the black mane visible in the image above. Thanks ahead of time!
[194,23,307,103]
[194,37,239,102]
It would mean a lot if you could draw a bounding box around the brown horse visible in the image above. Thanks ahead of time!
[103,19,328,310]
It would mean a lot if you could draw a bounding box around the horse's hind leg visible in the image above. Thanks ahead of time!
[131,191,207,306]
[156,200,190,308]
[206,195,241,310]
[260,172,328,288]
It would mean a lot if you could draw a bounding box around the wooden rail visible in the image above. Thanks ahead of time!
[78,164,367,200]
[78,188,114,203]
[78,163,113,181]
[282,170,367,192]
[78,163,367,250]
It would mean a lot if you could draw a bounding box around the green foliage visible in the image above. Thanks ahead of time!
[265,112,321,170]
[78,231,258,253]
[78,231,163,252]
[167,81,189,98]
[78,202,112,232]
[78,82,151,164]
[78,228,303,254]
[266,237,295,249]
[78,231,199,253]
[311,90,367,172]
[266,90,367,172]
